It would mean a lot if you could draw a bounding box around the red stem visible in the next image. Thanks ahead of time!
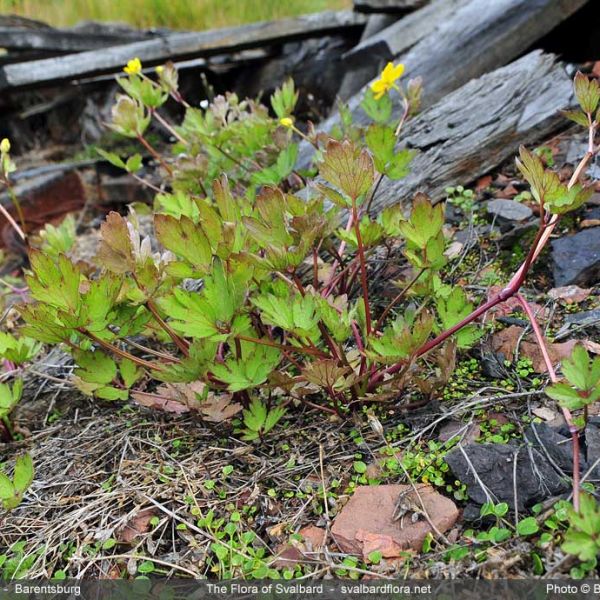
[352,198,372,334]
[516,293,580,511]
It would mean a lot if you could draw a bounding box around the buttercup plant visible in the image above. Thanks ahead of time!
[12,60,600,511]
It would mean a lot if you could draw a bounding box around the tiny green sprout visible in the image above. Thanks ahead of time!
[102,538,117,550]
[353,461,367,474]
[137,560,155,574]
[516,517,539,536]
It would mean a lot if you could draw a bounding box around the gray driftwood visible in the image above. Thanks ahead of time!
[337,13,398,101]
[0,27,154,52]
[350,0,587,111]
[370,51,575,213]
[299,0,588,166]
[0,11,366,91]
[345,0,467,68]
[353,0,428,13]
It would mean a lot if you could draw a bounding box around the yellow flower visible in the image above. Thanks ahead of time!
[0,138,10,154]
[155,65,164,75]
[370,62,405,100]
[279,117,294,128]
[124,57,142,75]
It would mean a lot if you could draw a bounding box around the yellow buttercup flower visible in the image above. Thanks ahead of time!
[155,65,164,75]
[370,62,405,100]
[0,138,10,154]
[124,57,142,75]
[279,117,294,128]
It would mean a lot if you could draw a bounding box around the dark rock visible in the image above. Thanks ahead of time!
[525,422,578,475]
[564,308,600,327]
[438,421,480,444]
[454,225,491,245]
[462,502,496,524]
[445,442,568,510]
[551,228,600,287]
[486,199,533,223]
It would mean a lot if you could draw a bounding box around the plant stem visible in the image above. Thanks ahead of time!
[124,338,182,364]
[236,334,328,359]
[516,293,580,511]
[374,267,426,332]
[0,181,26,242]
[351,198,372,334]
[137,134,173,176]
[78,328,164,371]
[146,298,190,357]
[151,109,188,145]
[131,172,163,194]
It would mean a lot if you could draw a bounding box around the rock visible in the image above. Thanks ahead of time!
[585,421,600,479]
[299,525,327,549]
[565,309,600,327]
[525,422,578,475]
[438,420,480,444]
[551,228,600,287]
[445,442,568,510]
[548,285,592,304]
[490,325,575,373]
[531,406,559,422]
[331,484,458,555]
[486,199,533,224]
[272,525,327,568]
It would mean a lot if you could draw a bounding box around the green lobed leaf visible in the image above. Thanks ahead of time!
[154,214,212,270]
[574,72,600,115]
[319,139,374,202]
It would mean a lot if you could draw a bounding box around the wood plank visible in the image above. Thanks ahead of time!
[353,0,428,13]
[0,11,366,91]
[345,0,466,68]
[299,0,588,165]
[337,13,398,100]
[370,51,575,212]
[0,27,153,52]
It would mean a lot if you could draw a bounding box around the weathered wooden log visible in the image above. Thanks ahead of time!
[345,0,466,68]
[0,27,154,53]
[353,0,428,13]
[299,0,588,166]
[349,0,587,112]
[337,13,398,101]
[0,11,366,91]
[370,51,575,212]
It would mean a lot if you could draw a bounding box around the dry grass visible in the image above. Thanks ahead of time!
[0,0,352,30]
